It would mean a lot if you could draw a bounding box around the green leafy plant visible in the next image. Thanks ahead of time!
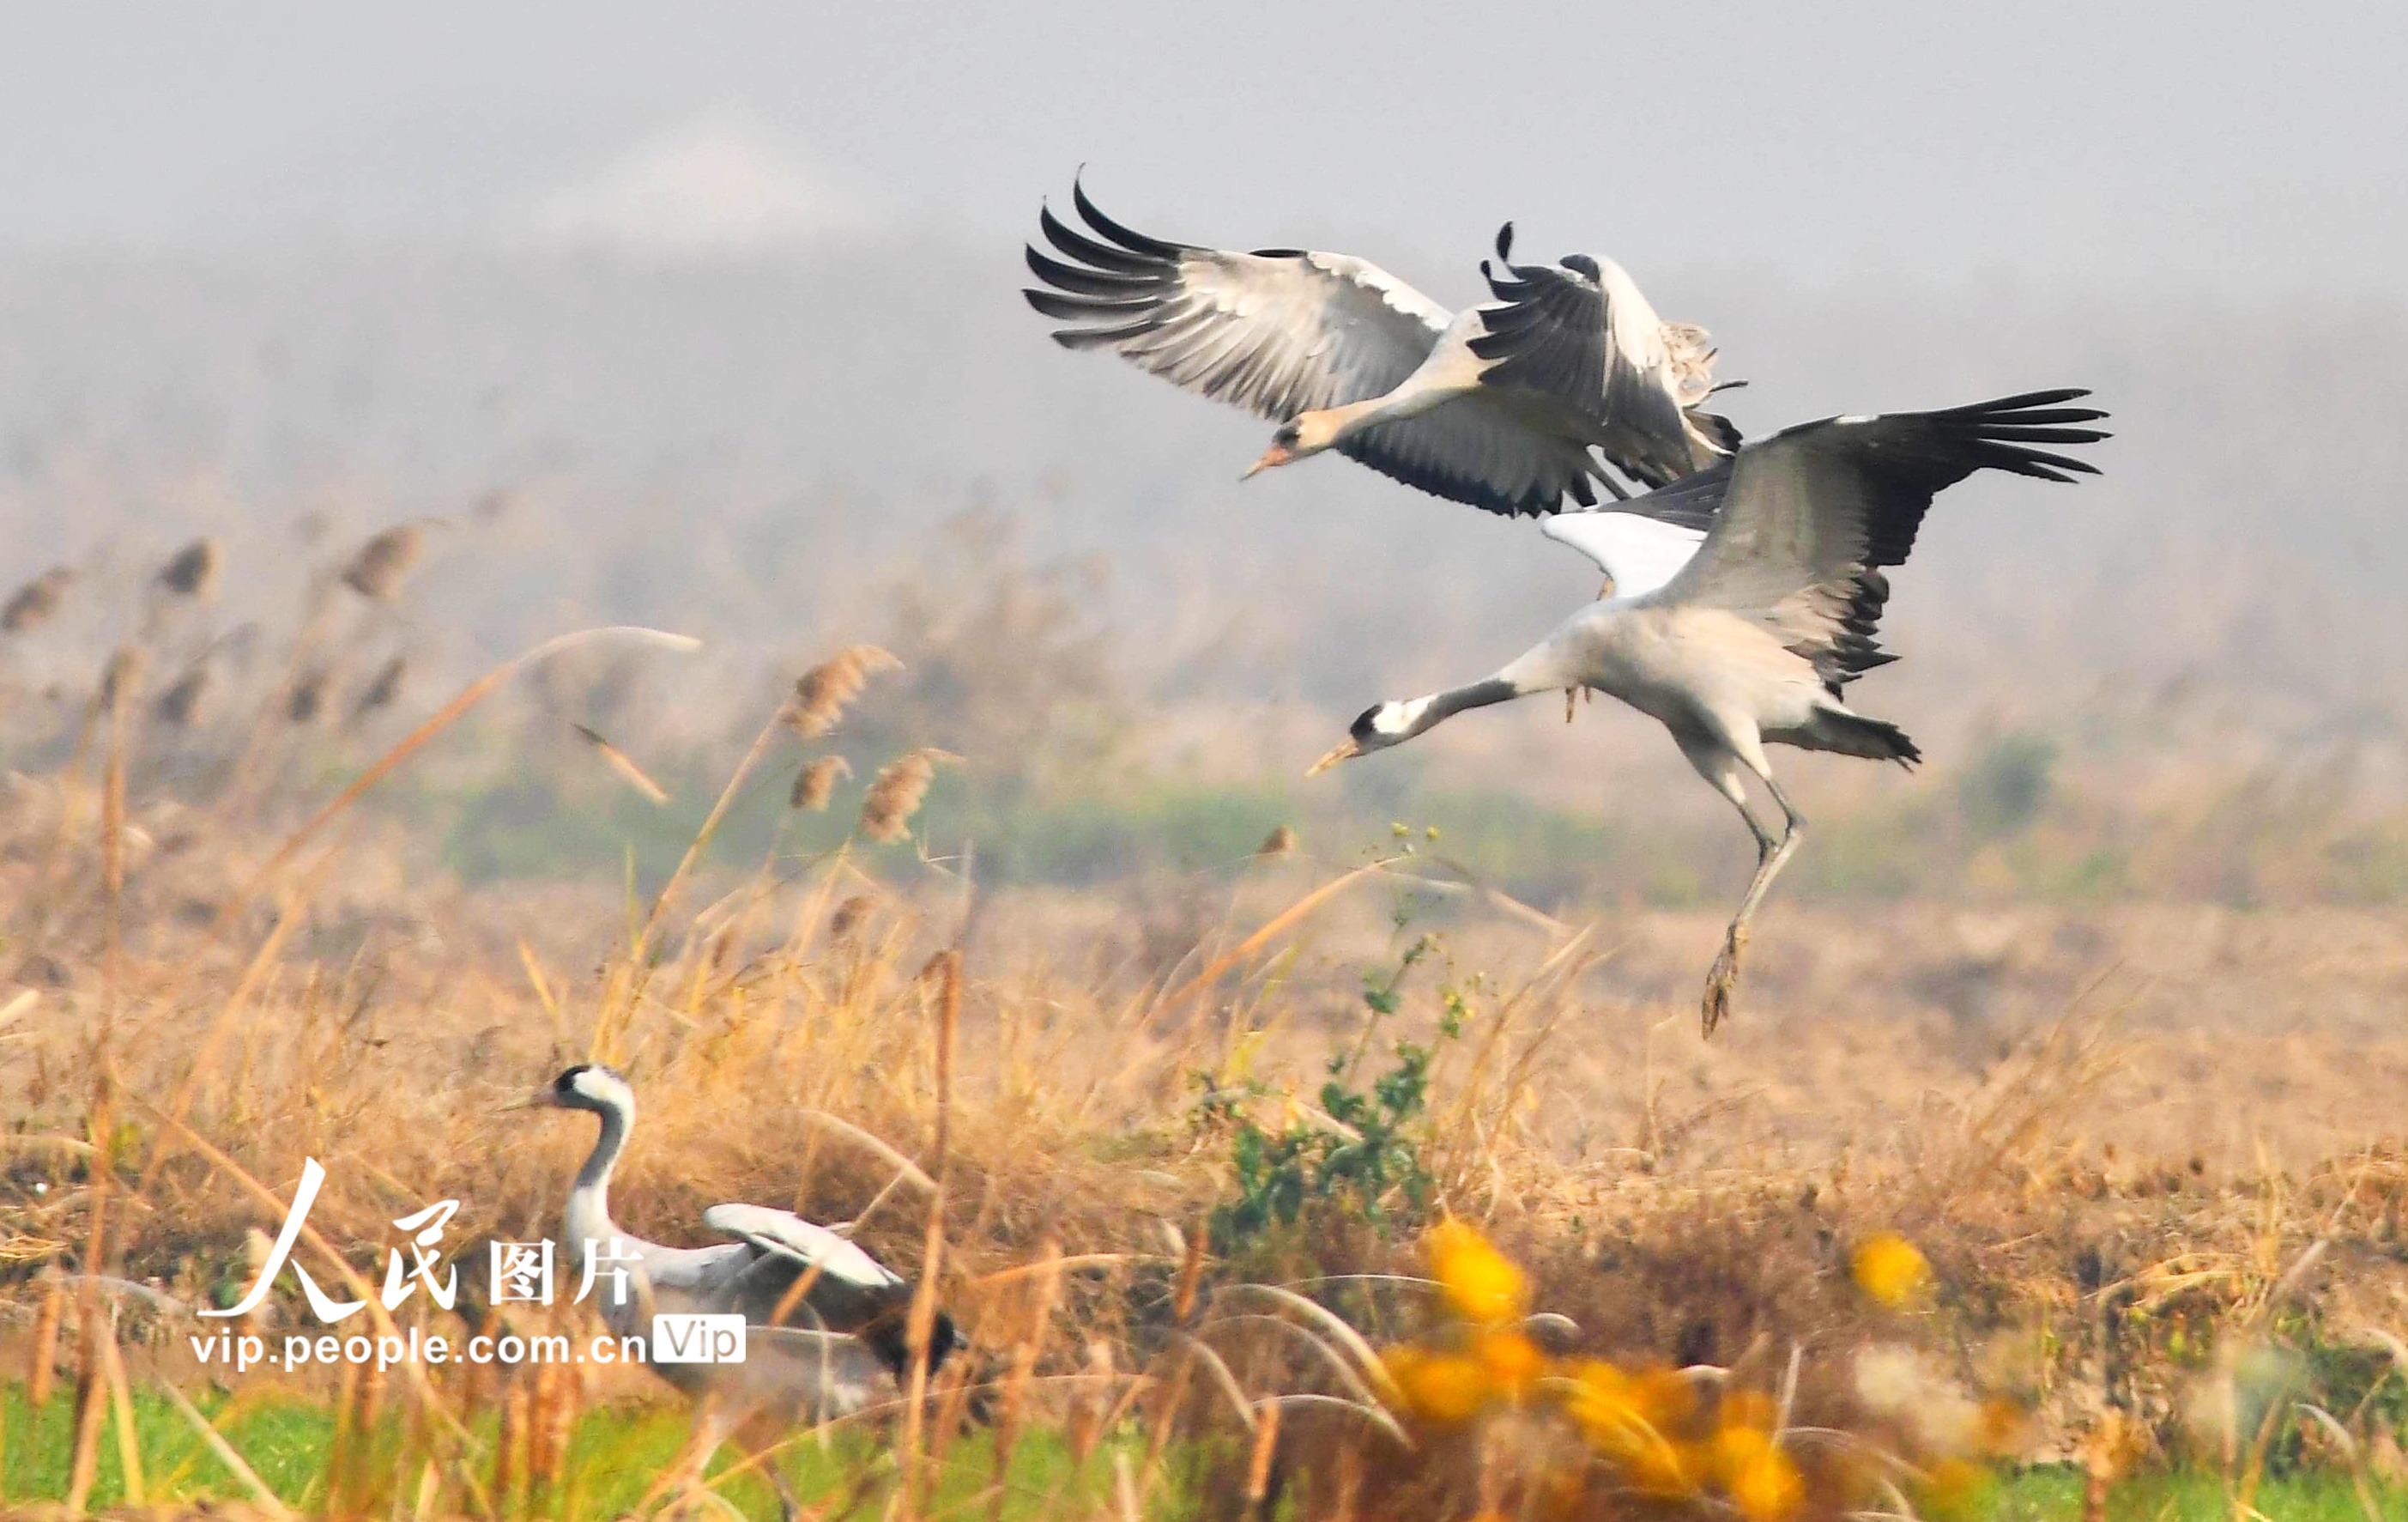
[1201,934,1451,1249]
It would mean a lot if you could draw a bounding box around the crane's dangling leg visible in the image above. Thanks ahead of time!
[1677,730,1800,1036]
[1702,770,1805,1036]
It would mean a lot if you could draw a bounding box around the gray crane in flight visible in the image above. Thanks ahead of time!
[1024,176,1740,515]
[1304,391,2109,1032]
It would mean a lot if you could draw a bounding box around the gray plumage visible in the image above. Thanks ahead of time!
[519,1064,959,1518]
[1025,177,1734,517]
[1308,391,2109,1032]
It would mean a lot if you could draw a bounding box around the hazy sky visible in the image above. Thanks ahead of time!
[5,1,2403,682]
[8,2,2405,295]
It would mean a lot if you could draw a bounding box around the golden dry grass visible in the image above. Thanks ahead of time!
[1,548,2405,1520]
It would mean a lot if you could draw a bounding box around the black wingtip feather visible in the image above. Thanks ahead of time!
[1975,425,2111,444]
[1951,386,2093,413]
[1024,245,1153,296]
[1753,388,2109,693]
[1023,287,1147,324]
[1038,203,1162,276]
[1071,177,1183,259]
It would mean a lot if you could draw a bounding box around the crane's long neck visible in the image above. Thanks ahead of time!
[564,1101,630,1258]
[1387,676,1527,742]
[1397,637,1577,739]
[1315,381,1464,446]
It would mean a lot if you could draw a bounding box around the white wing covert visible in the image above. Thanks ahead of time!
[701,1204,904,1292]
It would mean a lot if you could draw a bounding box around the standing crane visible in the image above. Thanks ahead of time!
[510,1064,960,1519]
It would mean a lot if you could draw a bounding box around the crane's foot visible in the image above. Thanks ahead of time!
[1700,925,1748,1037]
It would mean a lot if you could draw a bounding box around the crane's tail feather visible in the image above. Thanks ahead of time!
[1798,707,1921,768]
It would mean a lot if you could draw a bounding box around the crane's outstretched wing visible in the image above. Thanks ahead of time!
[1539,512,1708,599]
[1471,226,1732,490]
[1653,391,2109,690]
[702,1204,903,1289]
[701,1204,959,1375]
[1025,180,1614,518]
[1026,179,1448,425]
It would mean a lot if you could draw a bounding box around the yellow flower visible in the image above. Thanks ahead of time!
[1382,1345,1490,1425]
[1628,1440,1709,1499]
[1564,1360,1702,1491]
[1715,1425,1806,1521]
[1563,1358,1637,1443]
[1851,1231,1932,1308]
[1428,1219,1529,1328]
[1718,1388,1779,1434]
[1473,1327,1546,1403]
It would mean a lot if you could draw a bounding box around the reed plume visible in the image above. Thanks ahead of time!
[860,747,954,841]
[791,755,851,810]
[155,538,221,599]
[288,668,329,724]
[99,646,146,707]
[351,654,408,718]
[342,524,426,600]
[828,893,878,940]
[784,644,900,737]
[3,567,74,634]
[154,665,211,726]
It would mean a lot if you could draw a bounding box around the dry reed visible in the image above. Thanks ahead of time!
[342,523,427,600]
[287,666,328,723]
[572,722,670,803]
[3,565,74,633]
[155,537,221,599]
[0,555,2403,1521]
[154,664,211,726]
[792,755,852,810]
[861,747,954,841]
[352,653,408,718]
[98,646,144,708]
[785,643,901,737]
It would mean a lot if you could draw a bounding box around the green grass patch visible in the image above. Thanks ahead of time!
[1998,1463,2408,1519]
[0,1381,1172,1519]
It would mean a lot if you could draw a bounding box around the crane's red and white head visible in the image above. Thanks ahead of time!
[1244,411,1344,479]
[513,1063,637,1118]
[1306,697,1431,775]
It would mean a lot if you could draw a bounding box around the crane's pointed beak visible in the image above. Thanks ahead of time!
[1304,737,1362,778]
[1241,444,1292,481]
[496,1089,560,1115]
